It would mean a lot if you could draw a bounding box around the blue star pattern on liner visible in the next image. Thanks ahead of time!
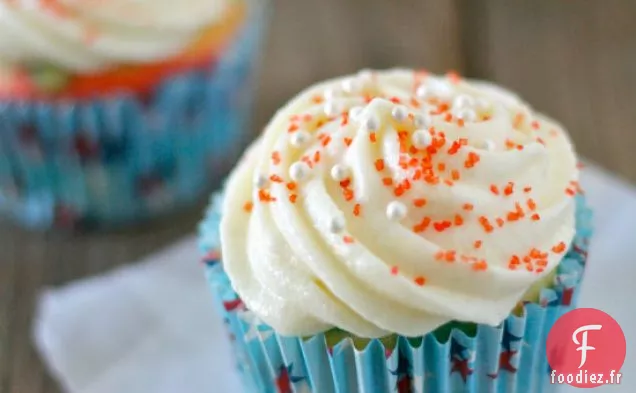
[391,350,415,393]
[276,363,305,393]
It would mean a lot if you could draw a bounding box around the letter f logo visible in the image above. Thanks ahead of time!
[572,324,602,368]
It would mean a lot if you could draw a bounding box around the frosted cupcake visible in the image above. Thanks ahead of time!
[200,69,592,393]
[0,0,266,229]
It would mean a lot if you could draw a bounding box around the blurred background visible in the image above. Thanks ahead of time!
[1,0,635,392]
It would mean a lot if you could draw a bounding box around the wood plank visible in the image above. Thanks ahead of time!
[460,0,636,183]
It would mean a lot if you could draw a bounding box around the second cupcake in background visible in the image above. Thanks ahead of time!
[0,0,267,230]
[200,69,592,393]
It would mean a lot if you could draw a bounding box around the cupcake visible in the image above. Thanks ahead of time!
[200,69,592,393]
[0,0,267,230]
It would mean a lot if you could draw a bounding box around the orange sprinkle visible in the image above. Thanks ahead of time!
[390,96,402,104]
[457,119,465,127]
[438,163,446,172]
[524,186,532,193]
[312,95,325,104]
[414,276,427,286]
[451,170,460,181]
[523,255,532,263]
[463,203,474,211]
[504,182,514,196]
[464,152,481,168]
[410,97,421,108]
[344,137,353,147]
[531,213,541,221]
[383,177,393,186]
[513,113,525,129]
[505,139,516,149]
[536,260,548,267]
[490,185,500,195]
[444,250,457,262]
[341,113,349,126]
[527,198,537,211]
[444,180,454,187]
[536,137,546,145]
[509,255,521,265]
[375,159,385,171]
[435,250,445,260]
[353,203,361,216]
[339,179,351,188]
[303,114,313,122]
[433,220,452,232]
[343,236,354,244]
[496,218,505,227]
[398,130,409,141]
[479,216,494,233]
[413,198,427,208]
[288,123,299,133]
[271,151,281,165]
[472,260,488,271]
[258,189,276,203]
[474,240,482,249]
[552,242,567,254]
[529,248,543,259]
[243,201,253,212]
[531,120,540,130]
[390,266,399,275]
[447,140,464,155]
[536,268,545,274]
[444,113,453,122]
[287,182,297,191]
[447,71,461,84]
[270,174,284,183]
[526,265,534,272]
[454,215,464,226]
[413,217,431,233]
[322,135,332,147]
[394,186,405,197]
[550,129,559,137]
[289,194,298,203]
[369,133,377,143]
[313,151,321,163]
[565,188,576,196]
[343,188,354,201]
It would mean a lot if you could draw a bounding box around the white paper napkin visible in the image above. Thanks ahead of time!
[34,163,636,393]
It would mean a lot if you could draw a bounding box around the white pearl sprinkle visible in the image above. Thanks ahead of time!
[328,217,345,233]
[324,101,340,116]
[455,108,477,122]
[391,106,408,122]
[349,106,363,121]
[413,113,431,128]
[363,115,380,132]
[324,87,338,100]
[341,78,358,93]
[289,162,309,182]
[386,201,408,221]
[453,95,475,110]
[412,129,432,148]
[482,139,496,151]
[330,164,350,182]
[253,174,268,189]
[358,69,374,82]
[415,85,429,100]
[290,130,311,147]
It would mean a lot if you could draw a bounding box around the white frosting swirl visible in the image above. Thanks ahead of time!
[221,69,579,338]
[0,0,233,72]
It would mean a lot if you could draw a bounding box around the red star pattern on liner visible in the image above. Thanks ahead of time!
[222,298,245,312]
[487,323,522,379]
[390,350,415,393]
[449,337,474,383]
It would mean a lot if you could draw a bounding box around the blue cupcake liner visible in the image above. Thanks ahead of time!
[199,193,592,393]
[0,1,268,230]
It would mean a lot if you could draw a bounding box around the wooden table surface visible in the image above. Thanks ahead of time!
[1,1,634,392]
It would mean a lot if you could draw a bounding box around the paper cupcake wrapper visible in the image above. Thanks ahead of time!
[199,194,592,393]
[0,1,268,230]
